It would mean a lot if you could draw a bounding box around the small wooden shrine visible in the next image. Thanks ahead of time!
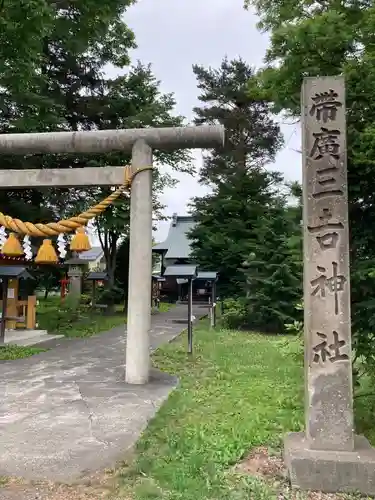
[86,271,109,308]
[0,254,36,340]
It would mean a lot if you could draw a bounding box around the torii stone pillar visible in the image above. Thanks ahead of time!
[0,125,224,384]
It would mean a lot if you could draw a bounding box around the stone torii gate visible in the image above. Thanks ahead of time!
[0,125,224,384]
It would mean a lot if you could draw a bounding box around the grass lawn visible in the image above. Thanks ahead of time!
[114,322,374,500]
[37,297,127,338]
[152,302,175,314]
[37,298,174,338]
[115,324,304,499]
[0,345,46,361]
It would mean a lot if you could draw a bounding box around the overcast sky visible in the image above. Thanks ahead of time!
[109,0,302,242]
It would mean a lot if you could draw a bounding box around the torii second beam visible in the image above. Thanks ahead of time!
[0,167,126,188]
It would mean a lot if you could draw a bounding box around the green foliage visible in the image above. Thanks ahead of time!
[115,237,130,294]
[0,345,46,360]
[37,296,125,337]
[80,293,92,306]
[192,58,283,185]
[0,0,135,228]
[0,1,192,286]
[284,301,304,359]
[189,58,285,299]
[38,294,82,333]
[221,298,247,329]
[219,202,302,334]
[190,170,283,298]
[241,201,302,333]
[189,57,302,333]
[244,0,375,375]
[33,266,63,298]
[96,283,124,305]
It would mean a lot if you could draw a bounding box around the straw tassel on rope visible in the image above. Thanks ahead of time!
[70,227,91,253]
[2,232,24,257]
[0,165,151,260]
[35,239,59,264]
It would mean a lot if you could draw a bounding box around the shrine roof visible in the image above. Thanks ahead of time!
[196,271,218,281]
[86,271,108,281]
[153,214,195,259]
[0,266,33,279]
[163,264,197,279]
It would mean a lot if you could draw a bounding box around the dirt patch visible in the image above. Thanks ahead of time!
[0,471,119,500]
[235,446,286,479]
[235,447,369,499]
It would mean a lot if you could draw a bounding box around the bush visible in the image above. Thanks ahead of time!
[221,298,247,329]
[38,294,84,332]
[96,284,124,306]
[80,293,92,306]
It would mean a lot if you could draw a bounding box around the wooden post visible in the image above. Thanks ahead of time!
[187,278,193,354]
[0,278,7,343]
[6,278,19,330]
[26,295,36,329]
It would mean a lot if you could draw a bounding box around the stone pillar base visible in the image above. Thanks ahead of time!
[284,432,375,495]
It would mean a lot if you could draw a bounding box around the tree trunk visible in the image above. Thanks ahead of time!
[107,232,118,288]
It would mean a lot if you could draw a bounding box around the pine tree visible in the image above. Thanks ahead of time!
[189,57,284,298]
[190,168,283,298]
[241,199,302,333]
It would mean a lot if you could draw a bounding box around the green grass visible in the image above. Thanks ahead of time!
[354,374,375,446]
[0,345,46,360]
[37,297,174,338]
[152,302,174,314]
[114,325,375,500]
[116,324,305,499]
[37,297,126,338]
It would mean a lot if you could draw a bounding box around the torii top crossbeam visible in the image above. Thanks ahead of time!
[0,125,224,154]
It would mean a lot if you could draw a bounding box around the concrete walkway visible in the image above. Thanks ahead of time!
[0,304,208,482]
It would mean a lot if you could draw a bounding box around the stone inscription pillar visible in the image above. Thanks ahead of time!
[302,76,353,451]
[284,75,375,496]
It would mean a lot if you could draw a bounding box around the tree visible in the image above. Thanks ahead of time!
[32,266,63,300]
[188,58,284,298]
[243,0,375,369]
[63,62,191,287]
[241,198,302,333]
[285,181,303,272]
[192,58,283,184]
[0,0,137,224]
[0,2,192,287]
[115,237,130,294]
[190,168,283,298]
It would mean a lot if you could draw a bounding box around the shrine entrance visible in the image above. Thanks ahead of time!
[0,125,224,384]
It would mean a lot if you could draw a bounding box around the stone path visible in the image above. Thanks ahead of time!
[0,304,208,483]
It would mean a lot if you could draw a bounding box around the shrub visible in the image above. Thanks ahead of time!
[96,284,124,306]
[221,298,247,329]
